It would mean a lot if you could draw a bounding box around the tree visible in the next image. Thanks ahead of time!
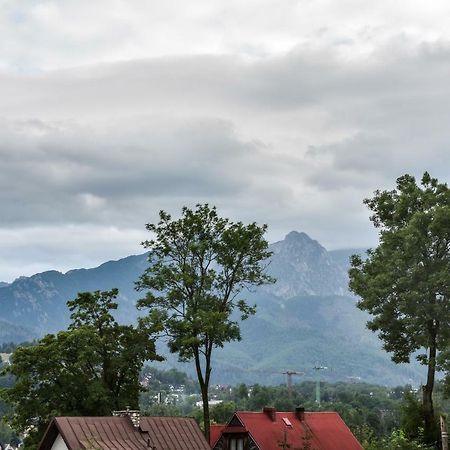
[349,172,450,444]
[136,204,274,440]
[210,401,236,424]
[1,289,159,448]
[364,429,427,450]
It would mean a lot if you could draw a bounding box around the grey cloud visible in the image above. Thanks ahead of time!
[2,36,450,279]
[0,117,265,227]
[4,0,450,72]
[2,37,448,121]
[0,224,146,282]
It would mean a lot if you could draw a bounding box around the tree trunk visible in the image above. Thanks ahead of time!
[202,344,212,444]
[441,416,448,450]
[423,340,437,444]
[193,348,211,443]
[201,383,211,443]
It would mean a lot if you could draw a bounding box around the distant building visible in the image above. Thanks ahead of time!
[38,414,210,450]
[0,353,11,365]
[196,399,223,408]
[210,407,363,450]
[3,445,18,450]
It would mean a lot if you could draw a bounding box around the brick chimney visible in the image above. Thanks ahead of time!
[295,407,305,421]
[263,406,277,422]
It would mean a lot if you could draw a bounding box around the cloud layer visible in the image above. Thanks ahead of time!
[1,1,450,280]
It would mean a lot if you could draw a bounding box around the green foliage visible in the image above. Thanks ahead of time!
[363,429,427,450]
[136,204,273,439]
[135,366,442,448]
[247,384,276,410]
[0,420,18,447]
[349,172,450,442]
[211,379,437,448]
[210,401,236,424]
[353,424,377,447]
[135,367,436,448]
[143,403,182,417]
[400,392,425,441]
[140,366,197,393]
[1,289,160,448]
[139,365,199,414]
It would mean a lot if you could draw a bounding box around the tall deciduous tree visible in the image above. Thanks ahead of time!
[349,172,450,443]
[136,204,274,440]
[1,289,159,448]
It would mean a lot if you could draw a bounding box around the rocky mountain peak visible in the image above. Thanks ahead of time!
[284,230,314,243]
[264,231,349,299]
[274,231,327,257]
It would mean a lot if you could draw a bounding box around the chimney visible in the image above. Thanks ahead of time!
[128,409,141,428]
[295,407,305,421]
[263,407,277,422]
[112,406,141,428]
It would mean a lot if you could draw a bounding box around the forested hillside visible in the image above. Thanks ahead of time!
[0,231,424,385]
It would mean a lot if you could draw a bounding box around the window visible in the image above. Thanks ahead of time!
[229,437,244,450]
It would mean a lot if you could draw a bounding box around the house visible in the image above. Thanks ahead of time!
[210,407,363,450]
[0,353,11,365]
[38,412,210,450]
[1,445,19,450]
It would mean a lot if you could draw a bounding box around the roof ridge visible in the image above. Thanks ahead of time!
[141,416,195,419]
[237,411,339,414]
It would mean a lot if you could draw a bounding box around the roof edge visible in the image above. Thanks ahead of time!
[37,418,59,450]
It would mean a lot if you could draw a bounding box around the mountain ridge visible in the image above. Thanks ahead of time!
[0,232,423,385]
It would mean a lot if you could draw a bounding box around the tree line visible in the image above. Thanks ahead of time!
[137,371,443,450]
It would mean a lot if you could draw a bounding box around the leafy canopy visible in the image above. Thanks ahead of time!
[349,173,450,365]
[349,172,450,442]
[1,289,159,448]
[137,204,274,359]
[136,204,274,440]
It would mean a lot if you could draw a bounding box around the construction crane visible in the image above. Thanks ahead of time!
[281,370,304,398]
[211,366,304,397]
[312,363,328,407]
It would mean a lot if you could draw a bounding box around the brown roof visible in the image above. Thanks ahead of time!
[38,416,210,450]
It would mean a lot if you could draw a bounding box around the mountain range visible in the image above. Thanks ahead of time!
[0,231,425,386]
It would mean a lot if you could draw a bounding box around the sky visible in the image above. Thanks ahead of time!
[1,0,450,281]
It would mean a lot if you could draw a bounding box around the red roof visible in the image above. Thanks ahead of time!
[209,424,225,447]
[38,416,210,450]
[213,410,363,450]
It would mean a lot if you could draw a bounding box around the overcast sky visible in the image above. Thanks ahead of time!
[1,0,450,281]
